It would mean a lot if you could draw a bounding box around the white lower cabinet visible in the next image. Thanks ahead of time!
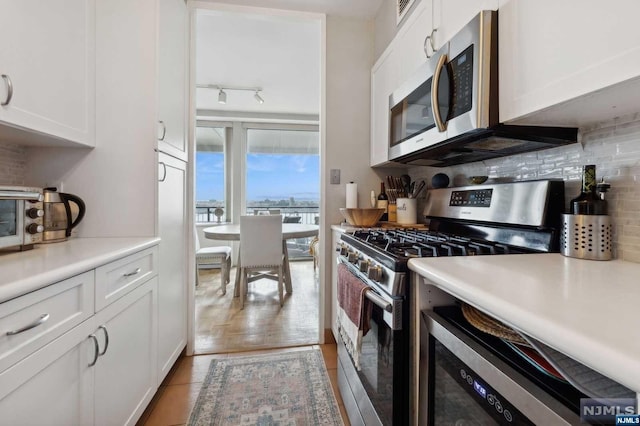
[0,318,96,426]
[0,245,160,426]
[94,278,157,426]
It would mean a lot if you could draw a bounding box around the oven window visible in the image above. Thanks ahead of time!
[0,200,18,237]
[357,306,394,425]
[430,339,534,425]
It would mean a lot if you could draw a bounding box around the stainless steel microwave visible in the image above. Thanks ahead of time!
[388,11,577,167]
[0,186,44,252]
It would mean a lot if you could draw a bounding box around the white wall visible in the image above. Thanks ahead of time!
[408,114,640,263]
[321,16,382,325]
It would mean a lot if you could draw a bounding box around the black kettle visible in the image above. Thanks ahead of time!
[42,187,86,242]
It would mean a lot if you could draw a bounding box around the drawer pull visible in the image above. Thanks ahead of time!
[123,267,141,277]
[6,313,50,335]
[98,325,109,356]
[88,334,99,367]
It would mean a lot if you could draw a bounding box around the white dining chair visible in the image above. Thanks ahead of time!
[195,229,232,295]
[239,215,284,309]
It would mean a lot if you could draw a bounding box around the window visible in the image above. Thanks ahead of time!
[246,127,319,258]
[195,125,228,223]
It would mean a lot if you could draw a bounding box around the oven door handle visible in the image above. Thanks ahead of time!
[337,256,393,313]
[365,290,393,313]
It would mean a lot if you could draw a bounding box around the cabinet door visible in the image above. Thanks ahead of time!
[370,48,399,167]
[157,153,187,383]
[499,0,640,123]
[94,278,157,426]
[157,0,188,160]
[395,0,433,82]
[432,0,498,50]
[0,319,96,425]
[0,0,95,147]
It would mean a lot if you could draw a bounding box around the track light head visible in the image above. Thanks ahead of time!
[254,91,264,104]
[218,89,227,104]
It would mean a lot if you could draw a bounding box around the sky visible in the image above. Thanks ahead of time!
[196,152,320,202]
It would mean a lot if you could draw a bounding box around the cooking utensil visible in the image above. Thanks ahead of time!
[400,174,411,195]
[411,180,426,198]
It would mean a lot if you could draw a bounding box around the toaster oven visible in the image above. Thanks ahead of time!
[0,186,44,252]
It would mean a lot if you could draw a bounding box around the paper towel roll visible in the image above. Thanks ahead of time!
[346,182,358,208]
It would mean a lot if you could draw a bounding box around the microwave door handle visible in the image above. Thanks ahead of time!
[431,53,448,132]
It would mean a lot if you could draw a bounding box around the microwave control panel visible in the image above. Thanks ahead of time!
[448,45,474,120]
[450,189,492,207]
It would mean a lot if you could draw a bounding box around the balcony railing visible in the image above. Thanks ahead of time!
[195,205,319,225]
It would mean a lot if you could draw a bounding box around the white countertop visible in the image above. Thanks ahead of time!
[408,253,640,394]
[0,237,160,303]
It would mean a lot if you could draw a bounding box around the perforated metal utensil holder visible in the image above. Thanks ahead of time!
[560,214,612,260]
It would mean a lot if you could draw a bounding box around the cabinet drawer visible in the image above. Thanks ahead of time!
[95,246,158,311]
[0,271,94,373]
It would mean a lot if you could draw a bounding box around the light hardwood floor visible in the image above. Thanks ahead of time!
[195,261,320,354]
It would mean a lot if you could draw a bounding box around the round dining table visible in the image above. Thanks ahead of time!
[203,223,319,296]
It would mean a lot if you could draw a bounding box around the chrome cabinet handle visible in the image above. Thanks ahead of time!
[97,325,109,356]
[1,74,13,106]
[123,267,141,277]
[158,120,166,141]
[6,313,50,335]
[431,53,448,132]
[423,29,437,59]
[159,162,167,182]
[88,334,99,367]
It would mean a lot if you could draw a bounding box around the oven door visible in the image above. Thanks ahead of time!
[336,258,408,426]
[0,199,23,248]
[421,310,582,425]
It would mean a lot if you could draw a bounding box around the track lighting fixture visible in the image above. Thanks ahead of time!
[197,84,265,105]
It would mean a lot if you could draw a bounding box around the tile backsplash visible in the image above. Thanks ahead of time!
[410,115,640,263]
[0,143,26,185]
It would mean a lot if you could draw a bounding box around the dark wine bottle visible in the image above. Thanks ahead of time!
[377,182,389,221]
[570,165,607,215]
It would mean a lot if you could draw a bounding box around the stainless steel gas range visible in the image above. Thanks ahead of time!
[336,180,566,426]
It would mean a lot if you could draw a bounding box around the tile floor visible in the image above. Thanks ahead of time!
[194,261,320,354]
[137,344,350,426]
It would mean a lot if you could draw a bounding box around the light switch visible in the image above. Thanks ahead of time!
[330,169,340,184]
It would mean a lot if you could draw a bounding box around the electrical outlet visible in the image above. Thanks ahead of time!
[330,169,340,184]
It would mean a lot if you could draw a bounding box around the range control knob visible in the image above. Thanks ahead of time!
[26,223,44,234]
[26,208,44,219]
[358,259,369,272]
[347,251,358,264]
[367,265,382,282]
[339,245,349,256]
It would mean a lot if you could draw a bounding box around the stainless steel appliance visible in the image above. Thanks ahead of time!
[388,11,578,167]
[42,187,86,243]
[411,179,636,425]
[421,308,582,425]
[337,180,565,425]
[0,185,44,251]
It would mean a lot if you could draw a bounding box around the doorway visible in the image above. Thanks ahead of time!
[190,5,324,354]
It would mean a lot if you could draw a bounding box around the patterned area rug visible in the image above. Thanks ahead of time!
[187,348,344,425]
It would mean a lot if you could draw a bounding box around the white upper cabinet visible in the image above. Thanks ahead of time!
[0,0,95,147]
[431,0,499,51]
[499,0,640,126]
[371,47,399,167]
[394,0,434,84]
[157,0,188,160]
